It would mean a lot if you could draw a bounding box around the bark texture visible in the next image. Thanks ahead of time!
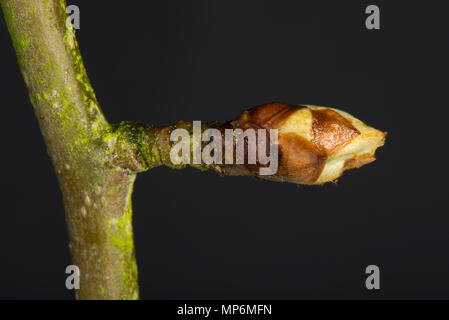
[1,0,138,299]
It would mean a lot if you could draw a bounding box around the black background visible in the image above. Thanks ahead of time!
[0,0,448,299]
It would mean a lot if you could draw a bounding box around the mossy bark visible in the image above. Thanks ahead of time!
[0,0,138,299]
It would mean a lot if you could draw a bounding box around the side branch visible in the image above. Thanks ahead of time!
[111,103,386,186]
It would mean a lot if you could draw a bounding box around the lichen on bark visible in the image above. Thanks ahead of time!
[1,0,139,299]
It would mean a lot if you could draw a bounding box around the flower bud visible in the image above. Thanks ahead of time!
[225,103,386,185]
